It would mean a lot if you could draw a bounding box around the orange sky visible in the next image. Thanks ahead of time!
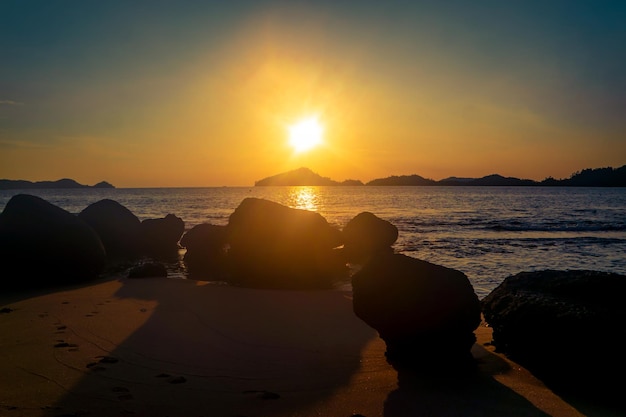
[1,2,625,187]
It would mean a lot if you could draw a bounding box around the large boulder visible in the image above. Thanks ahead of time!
[225,198,346,289]
[0,194,106,289]
[78,199,142,260]
[352,252,481,371]
[342,212,398,263]
[140,213,184,260]
[481,270,626,402]
[179,223,229,279]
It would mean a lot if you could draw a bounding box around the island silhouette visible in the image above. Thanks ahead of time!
[255,165,626,187]
[0,178,115,190]
[2,165,625,189]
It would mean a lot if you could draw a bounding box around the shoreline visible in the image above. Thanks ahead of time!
[0,276,620,417]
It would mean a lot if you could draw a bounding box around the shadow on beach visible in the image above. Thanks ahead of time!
[384,344,553,417]
[2,276,610,417]
[44,277,377,416]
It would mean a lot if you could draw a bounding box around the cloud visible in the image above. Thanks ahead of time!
[0,100,24,106]
[0,139,51,149]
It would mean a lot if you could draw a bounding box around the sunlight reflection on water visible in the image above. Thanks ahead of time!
[288,186,321,212]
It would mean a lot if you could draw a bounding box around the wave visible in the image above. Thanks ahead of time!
[398,218,626,233]
[486,222,626,232]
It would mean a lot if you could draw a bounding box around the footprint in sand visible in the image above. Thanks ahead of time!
[155,373,186,384]
[96,356,119,364]
[86,356,119,371]
[243,390,280,400]
[112,386,133,401]
[168,376,187,384]
[54,341,78,349]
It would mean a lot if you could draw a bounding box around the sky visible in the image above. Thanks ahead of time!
[1,1,625,187]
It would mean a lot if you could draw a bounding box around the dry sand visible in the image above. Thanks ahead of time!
[0,276,617,417]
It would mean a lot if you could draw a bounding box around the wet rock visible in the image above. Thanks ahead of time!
[140,214,184,260]
[179,223,228,278]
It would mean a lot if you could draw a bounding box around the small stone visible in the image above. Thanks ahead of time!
[54,342,78,348]
[168,376,186,384]
[260,391,280,400]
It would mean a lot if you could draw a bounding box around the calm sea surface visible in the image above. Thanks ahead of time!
[2,186,625,299]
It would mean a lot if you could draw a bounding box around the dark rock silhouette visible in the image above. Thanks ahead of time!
[179,223,229,279]
[342,212,398,263]
[0,194,106,289]
[139,214,184,260]
[225,197,346,289]
[78,199,143,261]
[352,252,481,372]
[481,269,626,404]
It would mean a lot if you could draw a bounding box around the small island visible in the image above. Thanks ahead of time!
[0,178,115,190]
[255,167,364,186]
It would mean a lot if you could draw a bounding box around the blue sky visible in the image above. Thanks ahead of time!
[1,1,625,186]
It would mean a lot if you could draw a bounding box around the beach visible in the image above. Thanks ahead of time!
[0,276,617,417]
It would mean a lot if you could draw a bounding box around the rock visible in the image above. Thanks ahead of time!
[352,252,481,371]
[128,262,167,278]
[78,199,142,260]
[481,270,626,402]
[140,214,184,259]
[0,194,106,289]
[225,198,346,289]
[179,223,228,279]
[342,212,398,263]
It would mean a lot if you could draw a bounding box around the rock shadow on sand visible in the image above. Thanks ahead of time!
[384,344,553,417]
[45,277,378,417]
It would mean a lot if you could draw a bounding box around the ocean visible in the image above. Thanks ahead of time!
[2,186,625,299]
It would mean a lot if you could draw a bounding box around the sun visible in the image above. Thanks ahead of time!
[288,116,324,153]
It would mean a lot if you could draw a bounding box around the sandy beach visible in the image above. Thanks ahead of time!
[0,276,618,417]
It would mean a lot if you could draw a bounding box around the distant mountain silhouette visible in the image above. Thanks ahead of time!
[542,166,626,187]
[0,178,115,190]
[255,167,364,186]
[366,174,436,186]
[445,174,536,186]
[256,165,626,187]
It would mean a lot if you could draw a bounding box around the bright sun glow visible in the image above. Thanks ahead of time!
[288,116,324,153]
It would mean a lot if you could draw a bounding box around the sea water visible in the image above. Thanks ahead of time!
[2,186,625,299]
